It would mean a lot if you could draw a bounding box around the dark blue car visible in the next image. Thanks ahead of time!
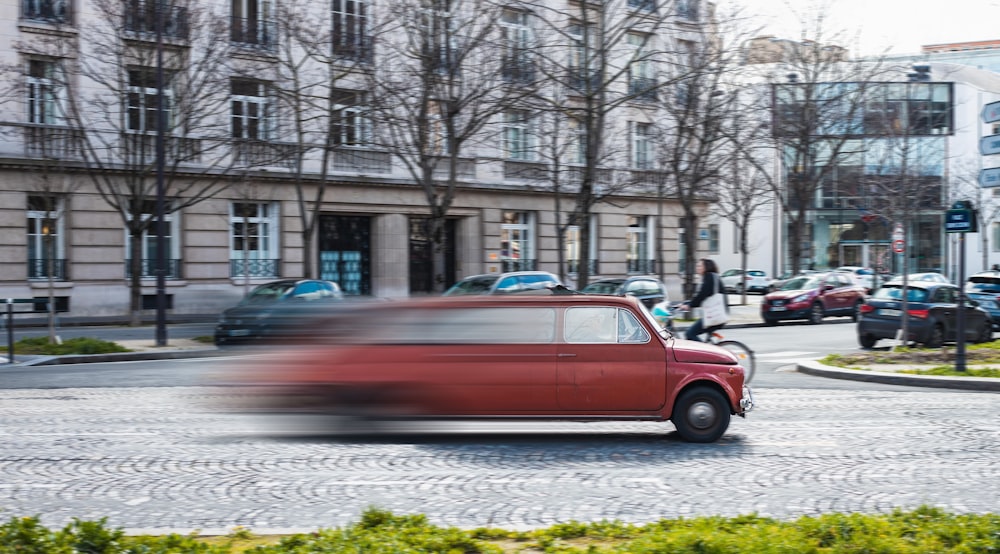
[857,282,993,349]
[966,271,1000,330]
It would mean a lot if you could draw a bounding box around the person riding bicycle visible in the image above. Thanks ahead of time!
[677,258,728,342]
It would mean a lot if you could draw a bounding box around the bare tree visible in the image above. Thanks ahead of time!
[950,158,1000,272]
[365,0,522,292]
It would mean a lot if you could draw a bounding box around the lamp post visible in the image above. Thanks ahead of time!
[154,0,168,346]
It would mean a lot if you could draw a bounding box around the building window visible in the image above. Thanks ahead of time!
[125,200,179,278]
[627,216,654,273]
[22,0,70,23]
[419,3,456,74]
[503,110,534,160]
[501,9,533,83]
[677,0,699,20]
[568,21,595,91]
[27,59,64,125]
[564,216,598,275]
[631,122,652,169]
[501,211,535,271]
[125,0,188,39]
[231,80,271,140]
[569,116,587,164]
[332,0,371,62]
[127,68,172,133]
[27,195,65,280]
[707,223,719,254]
[230,202,278,277]
[627,33,656,101]
[627,0,655,12]
[231,0,275,49]
[332,89,369,146]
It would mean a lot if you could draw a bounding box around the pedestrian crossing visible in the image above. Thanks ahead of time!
[754,350,823,364]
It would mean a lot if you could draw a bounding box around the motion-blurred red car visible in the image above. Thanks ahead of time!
[761,272,867,325]
[227,294,754,443]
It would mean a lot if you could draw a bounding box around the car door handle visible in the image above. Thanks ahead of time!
[558,353,577,358]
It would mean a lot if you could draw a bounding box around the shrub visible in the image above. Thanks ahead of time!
[12,336,130,355]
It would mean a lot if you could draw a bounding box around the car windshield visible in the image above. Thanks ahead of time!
[241,282,296,305]
[873,286,929,302]
[968,278,1000,293]
[581,281,624,294]
[444,276,498,296]
[780,276,822,291]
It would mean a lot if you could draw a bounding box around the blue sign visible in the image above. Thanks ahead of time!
[981,168,1000,188]
[981,134,1000,156]
[984,100,1000,124]
[945,206,976,234]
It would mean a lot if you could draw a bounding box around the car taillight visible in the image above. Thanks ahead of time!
[859,304,875,314]
[908,309,930,319]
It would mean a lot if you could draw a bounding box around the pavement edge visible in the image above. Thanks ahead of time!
[797,360,1000,391]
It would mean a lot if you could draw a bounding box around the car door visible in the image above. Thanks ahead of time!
[557,306,666,412]
[929,286,959,338]
[821,274,848,313]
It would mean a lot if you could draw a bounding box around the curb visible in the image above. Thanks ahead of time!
[16,348,227,367]
[796,360,1000,391]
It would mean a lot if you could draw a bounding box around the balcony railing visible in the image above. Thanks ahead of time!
[432,157,477,180]
[233,139,299,168]
[566,259,599,276]
[628,77,658,101]
[125,259,181,279]
[501,259,536,272]
[630,169,669,190]
[331,148,391,173]
[231,16,277,51]
[24,125,86,160]
[230,258,280,278]
[504,160,548,181]
[124,1,189,40]
[627,259,656,274]
[22,0,70,23]
[332,35,374,63]
[502,57,535,84]
[28,258,68,280]
[120,133,200,164]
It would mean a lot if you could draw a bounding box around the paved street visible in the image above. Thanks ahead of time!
[0,383,997,534]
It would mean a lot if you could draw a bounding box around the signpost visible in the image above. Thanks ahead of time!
[982,100,1000,124]
[946,201,978,372]
[980,167,1000,188]
[980,134,1000,156]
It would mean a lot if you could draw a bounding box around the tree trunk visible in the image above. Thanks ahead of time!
[128,231,144,327]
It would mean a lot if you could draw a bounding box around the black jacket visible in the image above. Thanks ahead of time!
[689,272,727,310]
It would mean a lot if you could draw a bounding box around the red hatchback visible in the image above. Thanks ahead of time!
[761,272,867,325]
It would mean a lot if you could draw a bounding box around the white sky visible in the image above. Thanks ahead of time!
[732,0,1000,56]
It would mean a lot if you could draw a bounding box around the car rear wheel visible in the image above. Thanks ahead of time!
[923,324,944,348]
[977,322,993,343]
[671,386,731,443]
[859,334,877,349]
[851,300,863,322]
[763,317,778,326]
[808,303,824,325]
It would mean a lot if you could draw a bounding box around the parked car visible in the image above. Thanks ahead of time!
[966,271,1000,330]
[224,294,754,443]
[760,272,867,325]
[580,276,668,310]
[720,269,772,294]
[857,282,993,348]
[884,272,951,285]
[443,271,562,296]
[768,270,820,292]
[214,279,344,346]
[834,266,876,292]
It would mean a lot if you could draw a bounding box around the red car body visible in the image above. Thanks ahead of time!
[228,294,754,443]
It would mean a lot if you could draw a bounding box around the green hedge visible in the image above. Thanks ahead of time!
[1,507,998,553]
[10,336,130,355]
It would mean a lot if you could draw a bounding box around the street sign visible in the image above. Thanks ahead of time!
[980,134,1000,156]
[983,100,1000,124]
[892,223,904,243]
[945,201,977,234]
[892,239,905,253]
[981,167,1000,188]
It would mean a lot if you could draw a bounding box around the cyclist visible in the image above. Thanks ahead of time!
[677,258,729,342]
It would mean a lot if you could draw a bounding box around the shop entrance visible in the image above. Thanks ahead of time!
[839,242,892,274]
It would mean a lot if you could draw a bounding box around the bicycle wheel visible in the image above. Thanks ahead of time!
[717,340,755,383]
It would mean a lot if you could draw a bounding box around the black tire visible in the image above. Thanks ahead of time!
[923,324,944,348]
[763,317,778,327]
[808,303,824,325]
[671,386,731,443]
[859,334,877,349]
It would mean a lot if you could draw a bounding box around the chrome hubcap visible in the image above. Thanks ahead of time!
[688,401,717,430]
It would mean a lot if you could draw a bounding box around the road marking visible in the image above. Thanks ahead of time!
[756,351,818,358]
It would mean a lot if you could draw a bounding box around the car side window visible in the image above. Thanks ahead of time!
[935,288,955,303]
[292,282,322,300]
[565,307,618,343]
[494,277,520,293]
[617,309,650,343]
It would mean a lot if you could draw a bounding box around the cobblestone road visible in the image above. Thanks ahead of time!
[0,386,997,534]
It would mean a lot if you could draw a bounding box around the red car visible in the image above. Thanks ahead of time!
[226,294,754,443]
[761,272,867,325]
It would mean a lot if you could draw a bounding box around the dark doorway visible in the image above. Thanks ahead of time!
[409,217,456,294]
[318,215,371,295]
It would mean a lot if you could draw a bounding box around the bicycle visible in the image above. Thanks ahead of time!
[706,330,756,384]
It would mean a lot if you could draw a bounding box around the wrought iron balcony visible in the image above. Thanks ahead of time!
[504,160,548,181]
[124,1,189,39]
[627,259,656,274]
[629,77,658,101]
[120,133,200,164]
[501,259,536,272]
[22,0,70,23]
[28,258,68,280]
[23,125,86,160]
[502,57,535,84]
[233,139,299,168]
[332,35,374,63]
[231,16,277,51]
[230,258,280,278]
[331,148,391,173]
[125,259,181,279]
[566,259,599,276]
